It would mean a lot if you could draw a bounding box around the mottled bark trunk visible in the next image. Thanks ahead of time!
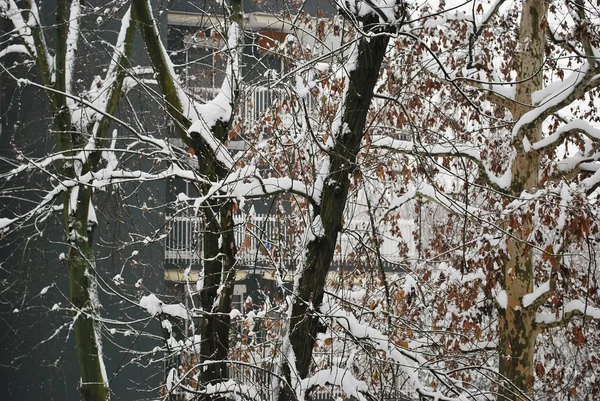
[498,302,539,401]
[278,19,392,401]
[498,1,548,400]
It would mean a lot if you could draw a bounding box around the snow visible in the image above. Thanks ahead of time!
[403,274,417,294]
[371,136,513,190]
[143,0,198,123]
[162,319,173,334]
[187,22,241,171]
[301,367,368,401]
[87,198,97,228]
[336,0,401,24]
[512,61,590,139]
[532,119,600,151]
[0,44,30,59]
[0,217,16,231]
[0,0,46,70]
[310,215,324,239]
[139,294,189,319]
[112,274,124,286]
[321,294,425,394]
[65,1,80,101]
[40,286,51,296]
[424,15,446,29]
[166,368,178,391]
[196,269,205,292]
[229,308,242,320]
[564,300,600,319]
[522,281,551,308]
[522,137,531,153]
[488,82,516,100]
[495,290,507,309]
[85,270,108,386]
[106,8,131,82]
[536,300,600,325]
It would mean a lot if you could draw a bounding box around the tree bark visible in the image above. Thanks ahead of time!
[498,1,548,399]
[279,16,393,401]
[134,0,242,393]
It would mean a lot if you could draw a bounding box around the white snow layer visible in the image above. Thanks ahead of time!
[301,367,368,401]
[522,280,550,308]
[140,294,188,319]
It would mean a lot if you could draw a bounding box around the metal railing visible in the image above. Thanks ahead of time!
[165,213,292,266]
[188,85,315,123]
[165,213,415,268]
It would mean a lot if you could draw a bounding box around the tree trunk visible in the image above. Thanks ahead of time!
[134,0,242,393]
[279,16,393,401]
[68,190,108,401]
[498,1,548,399]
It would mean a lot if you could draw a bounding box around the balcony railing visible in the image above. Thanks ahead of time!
[165,213,415,269]
[189,86,315,123]
[165,213,292,266]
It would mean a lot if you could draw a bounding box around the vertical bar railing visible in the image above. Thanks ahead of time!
[166,214,414,267]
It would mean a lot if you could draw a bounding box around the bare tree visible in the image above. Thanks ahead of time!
[1,2,138,400]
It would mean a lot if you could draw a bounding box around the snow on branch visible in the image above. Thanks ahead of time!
[73,6,135,136]
[188,22,240,171]
[133,0,199,129]
[513,61,600,139]
[0,163,210,234]
[522,280,551,308]
[139,294,188,320]
[321,294,470,401]
[0,0,37,58]
[222,167,318,206]
[301,367,368,401]
[0,44,31,59]
[166,371,260,400]
[386,184,483,220]
[536,299,600,329]
[371,135,512,191]
[531,119,600,152]
[65,0,80,102]
[1,0,55,84]
[336,0,405,25]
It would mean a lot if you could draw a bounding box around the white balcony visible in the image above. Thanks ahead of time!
[165,213,292,266]
[189,86,315,123]
[165,213,416,269]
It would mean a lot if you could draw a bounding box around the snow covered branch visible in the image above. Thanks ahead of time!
[536,299,600,330]
[531,119,600,153]
[371,135,511,192]
[513,61,600,142]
